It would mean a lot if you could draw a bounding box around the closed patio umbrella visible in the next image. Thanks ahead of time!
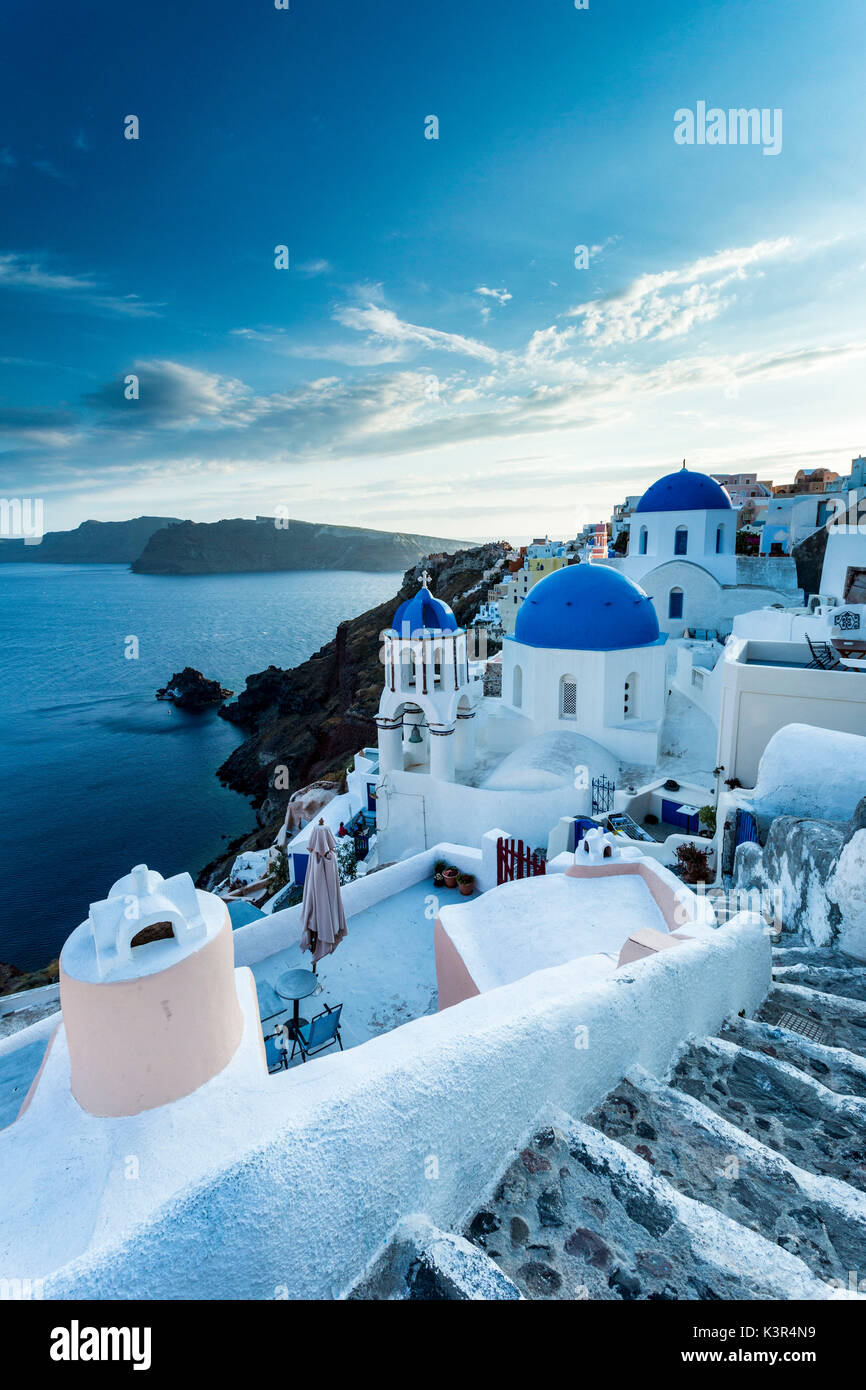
[299,820,348,967]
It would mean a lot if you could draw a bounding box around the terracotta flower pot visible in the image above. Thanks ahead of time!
[458,879,474,896]
[443,869,458,888]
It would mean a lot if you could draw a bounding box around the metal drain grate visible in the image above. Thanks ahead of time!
[775,1010,829,1046]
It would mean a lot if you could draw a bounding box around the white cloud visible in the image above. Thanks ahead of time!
[474,286,512,304]
[568,238,794,345]
[295,258,332,277]
[11,232,865,517]
[332,301,500,362]
[87,360,254,428]
[0,251,162,317]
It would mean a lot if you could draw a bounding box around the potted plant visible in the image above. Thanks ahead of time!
[442,865,459,889]
[457,872,475,896]
[433,858,447,887]
[699,805,717,838]
[674,841,711,885]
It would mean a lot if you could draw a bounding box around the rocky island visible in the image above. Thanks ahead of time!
[156,667,234,709]
[132,516,474,575]
[0,515,182,564]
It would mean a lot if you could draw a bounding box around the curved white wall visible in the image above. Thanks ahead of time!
[42,915,770,1300]
[499,636,666,763]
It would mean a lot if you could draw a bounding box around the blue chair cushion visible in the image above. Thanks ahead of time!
[256,980,283,1020]
[299,1006,342,1050]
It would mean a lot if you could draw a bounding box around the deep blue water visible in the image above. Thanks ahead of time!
[0,565,401,969]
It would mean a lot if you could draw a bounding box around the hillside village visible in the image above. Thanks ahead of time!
[1,457,865,1302]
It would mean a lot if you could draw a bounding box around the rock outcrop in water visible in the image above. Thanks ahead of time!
[132,517,474,575]
[156,667,233,709]
[196,542,506,887]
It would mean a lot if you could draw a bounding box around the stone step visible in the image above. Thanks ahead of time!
[773,963,866,1005]
[461,1116,831,1300]
[586,1071,866,1289]
[347,1215,523,1300]
[669,1036,866,1192]
[773,946,864,971]
[719,1014,866,1100]
[758,982,866,1060]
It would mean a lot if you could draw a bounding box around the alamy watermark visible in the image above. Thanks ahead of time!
[0,496,44,544]
[674,102,782,157]
[824,491,866,533]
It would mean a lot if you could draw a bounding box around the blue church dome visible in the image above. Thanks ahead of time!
[636,466,732,513]
[513,564,660,651]
[392,581,459,633]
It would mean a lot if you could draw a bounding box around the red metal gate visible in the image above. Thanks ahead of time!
[496,837,547,886]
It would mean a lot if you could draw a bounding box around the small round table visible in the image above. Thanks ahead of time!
[275,968,319,1038]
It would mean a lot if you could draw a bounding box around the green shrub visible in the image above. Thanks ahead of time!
[336,838,358,884]
[267,846,291,894]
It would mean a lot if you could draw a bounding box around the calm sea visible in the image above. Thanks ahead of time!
[0,564,401,970]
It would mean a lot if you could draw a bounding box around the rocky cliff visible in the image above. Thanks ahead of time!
[197,541,506,886]
[132,517,475,575]
[0,515,182,564]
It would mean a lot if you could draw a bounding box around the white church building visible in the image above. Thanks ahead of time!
[497,562,667,767]
[370,565,669,859]
[605,464,801,637]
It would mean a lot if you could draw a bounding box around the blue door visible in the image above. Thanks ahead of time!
[292,851,309,887]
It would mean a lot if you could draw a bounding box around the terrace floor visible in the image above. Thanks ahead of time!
[0,1035,50,1130]
[252,878,440,1066]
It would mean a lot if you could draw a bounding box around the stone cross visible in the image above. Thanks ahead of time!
[420,569,432,588]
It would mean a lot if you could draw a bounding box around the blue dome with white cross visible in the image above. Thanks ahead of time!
[392,575,459,633]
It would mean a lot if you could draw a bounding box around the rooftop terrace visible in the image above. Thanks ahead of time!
[253,879,439,1059]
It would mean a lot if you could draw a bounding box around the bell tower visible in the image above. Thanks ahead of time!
[376,572,474,780]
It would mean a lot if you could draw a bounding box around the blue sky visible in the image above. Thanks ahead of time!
[1,0,864,541]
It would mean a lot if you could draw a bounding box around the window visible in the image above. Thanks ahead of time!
[638,526,648,555]
[559,675,577,720]
[512,664,523,708]
[623,671,638,719]
[668,588,684,620]
[674,526,688,555]
[715,525,725,554]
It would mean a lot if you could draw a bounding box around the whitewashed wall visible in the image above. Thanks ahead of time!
[499,637,665,764]
[44,913,771,1300]
[718,641,866,785]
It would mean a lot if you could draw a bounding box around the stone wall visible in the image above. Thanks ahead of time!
[734,795,866,960]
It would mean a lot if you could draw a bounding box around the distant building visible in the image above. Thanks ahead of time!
[711,472,773,509]
[773,466,840,497]
[760,484,866,556]
[483,541,572,636]
[610,495,641,542]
